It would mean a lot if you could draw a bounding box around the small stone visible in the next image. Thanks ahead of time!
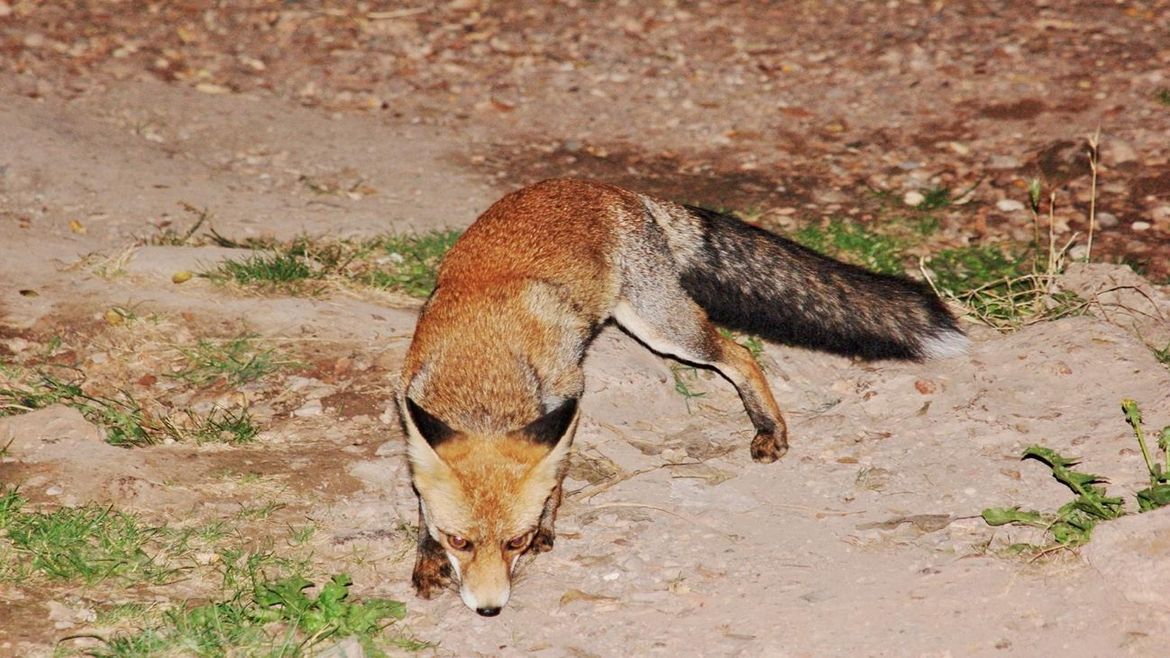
[1100,138,1138,166]
[1095,211,1119,228]
[1131,221,1152,232]
[45,485,64,496]
[987,155,1022,169]
[995,199,1025,212]
[1151,206,1170,223]
[292,399,323,417]
[902,190,925,207]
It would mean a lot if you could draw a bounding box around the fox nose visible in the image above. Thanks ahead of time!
[476,606,502,617]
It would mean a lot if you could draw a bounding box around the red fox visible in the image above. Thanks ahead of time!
[398,178,966,615]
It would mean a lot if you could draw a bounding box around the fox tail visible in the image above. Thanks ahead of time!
[676,205,968,360]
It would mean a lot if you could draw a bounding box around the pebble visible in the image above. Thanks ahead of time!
[1151,206,1170,223]
[987,155,1022,169]
[1131,221,1151,232]
[45,485,63,496]
[995,199,1025,212]
[1095,211,1119,228]
[292,399,324,417]
[902,190,925,207]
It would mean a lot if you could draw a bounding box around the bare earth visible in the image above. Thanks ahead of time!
[3,2,1170,657]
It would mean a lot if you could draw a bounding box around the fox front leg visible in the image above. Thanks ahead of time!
[411,499,454,598]
[531,478,564,554]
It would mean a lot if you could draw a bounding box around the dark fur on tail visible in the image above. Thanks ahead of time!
[679,206,966,360]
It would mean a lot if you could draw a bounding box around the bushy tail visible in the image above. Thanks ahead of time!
[678,206,967,360]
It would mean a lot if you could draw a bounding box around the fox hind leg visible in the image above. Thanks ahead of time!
[613,297,789,463]
[411,499,454,598]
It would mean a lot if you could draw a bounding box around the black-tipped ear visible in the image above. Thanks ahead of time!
[404,398,456,448]
[517,398,579,447]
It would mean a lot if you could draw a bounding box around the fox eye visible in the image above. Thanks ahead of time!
[445,534,471,551]
[505,533,530,552]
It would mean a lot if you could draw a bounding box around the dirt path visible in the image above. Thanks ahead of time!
[3,3,1170,657]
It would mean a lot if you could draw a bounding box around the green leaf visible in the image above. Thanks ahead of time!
[981,507,1048,527]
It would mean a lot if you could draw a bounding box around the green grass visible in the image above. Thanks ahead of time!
[0,494,423,655]
[0,491,176,585]
[170,336,289,387]
[792,220,904,275]
[1155,341,1170,367]
[362,230,462,298]
[670,363,706,413]
[1157,88,1170,106]
[92,573,415,658]
[0,375,258,446]
[982,399,1170,553]
[210,252,320,286]
[198,230,462,299]
[915,186,954,211]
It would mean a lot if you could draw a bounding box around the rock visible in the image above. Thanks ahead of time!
[1095,211,1119,228]
[902,190,925,207]
[987,154,1022,169]
[1084,507,1170,610]
[1100,138,1138,166]
[292,399,324,417]
[995,199,1025,212]
[1131,221,1151,232]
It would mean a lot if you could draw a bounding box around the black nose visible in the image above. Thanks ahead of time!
[476,606,501,617]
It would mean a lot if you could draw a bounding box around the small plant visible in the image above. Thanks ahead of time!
[915,186,953,211]
[793,220,904,275]
[209,252,320,286]
[718,327,764,361]
[1156,88,1170,106]
[362,230,462,298]
[670,363,706,413]
[170,336,288,387]
[94,574,413,657]
[1121,399,1170,511]
[0,495,176,585]
[981,446,1123,549]
[0,374,257,446]
[982,400,1170,552]
[1153,341,1170,366]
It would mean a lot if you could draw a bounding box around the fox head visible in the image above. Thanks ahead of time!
[400,394,579,616]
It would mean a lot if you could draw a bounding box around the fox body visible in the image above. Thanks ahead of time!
[399,178,966,615]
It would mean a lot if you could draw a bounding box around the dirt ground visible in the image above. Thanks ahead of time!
[3,2,1170,656]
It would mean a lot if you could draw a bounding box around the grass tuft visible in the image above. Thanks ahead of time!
[793,220,904,275]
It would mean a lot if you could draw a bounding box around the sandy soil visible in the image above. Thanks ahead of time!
[3,3,1170,657]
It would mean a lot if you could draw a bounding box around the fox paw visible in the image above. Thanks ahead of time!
[411,560,454,599]
[530,528,556,554]
[750,432,788,463]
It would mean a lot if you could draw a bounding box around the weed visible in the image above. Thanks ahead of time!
[0,500,176,585]
[1121,399,1170,511]
[982,400,1170,552]
[1152,341,1170,367]
[362,230,462,298]
[94,574,413,657]
[0,374,257,446]
[167,406,259,444]
[170,336,287,387]
[149,203,212,246]
[718,327,764,361]
[1157,88,1170,106]
[670,364,706,413]
[793,220,904,275]
[916,186,953,211]
[209,252,320,287]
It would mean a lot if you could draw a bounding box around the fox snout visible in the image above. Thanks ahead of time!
[453,548,514,616]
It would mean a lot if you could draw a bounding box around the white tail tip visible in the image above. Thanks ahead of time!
[920,330,970,359]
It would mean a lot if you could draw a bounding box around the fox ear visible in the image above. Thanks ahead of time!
[515,398,579,448]
[403,397,456,448]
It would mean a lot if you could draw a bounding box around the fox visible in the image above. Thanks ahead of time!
[398,178,967,616]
